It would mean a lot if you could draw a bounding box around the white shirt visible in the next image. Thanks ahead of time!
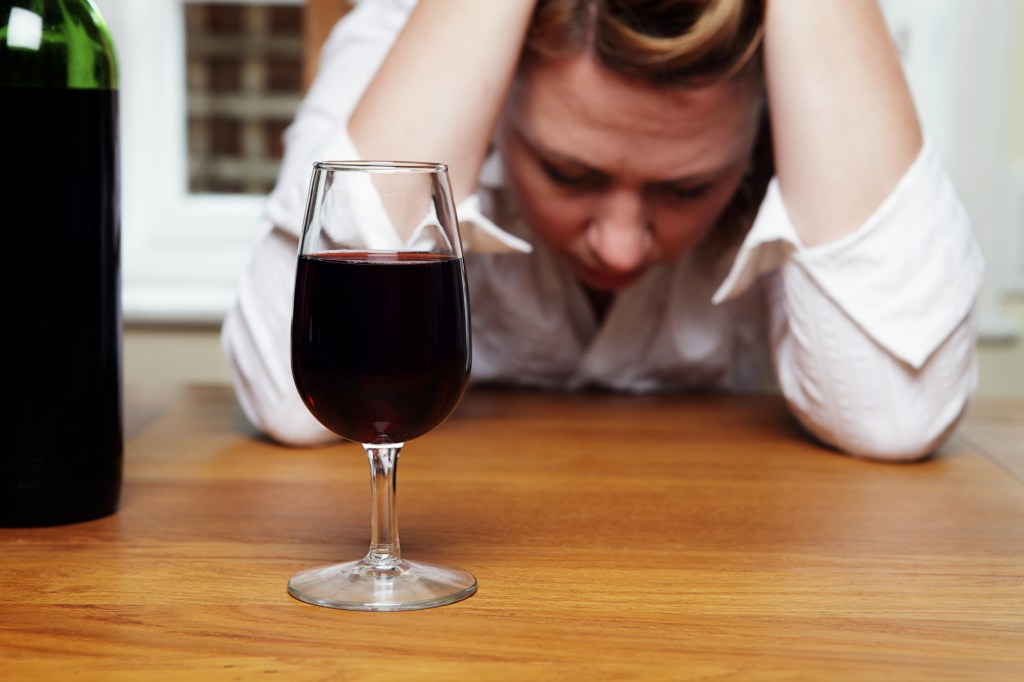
[222,0,985,460]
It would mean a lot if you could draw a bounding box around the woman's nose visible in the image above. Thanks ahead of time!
[587,188,651,273]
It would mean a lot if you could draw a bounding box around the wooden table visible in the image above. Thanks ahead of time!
[2,386,1023,680]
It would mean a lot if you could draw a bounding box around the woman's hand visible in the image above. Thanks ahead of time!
[349,0,538,201]
[763,0,923,246]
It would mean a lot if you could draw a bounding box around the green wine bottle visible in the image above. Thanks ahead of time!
[0,0,122,526]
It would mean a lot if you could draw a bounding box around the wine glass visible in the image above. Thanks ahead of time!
[288,161,474,611]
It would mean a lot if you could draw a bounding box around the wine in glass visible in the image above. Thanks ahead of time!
[289,161,474,611]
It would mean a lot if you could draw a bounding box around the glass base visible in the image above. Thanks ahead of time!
[287,558,477,612]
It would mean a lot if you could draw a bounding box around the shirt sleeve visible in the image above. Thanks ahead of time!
[714,140,985,459]
[714,139,984,368]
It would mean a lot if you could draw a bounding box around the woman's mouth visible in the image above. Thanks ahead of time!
[576,263,644,291]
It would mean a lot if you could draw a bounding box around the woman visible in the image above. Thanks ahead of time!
[222,0,984,460]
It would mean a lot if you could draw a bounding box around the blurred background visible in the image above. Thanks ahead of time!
[93,0,1024,397]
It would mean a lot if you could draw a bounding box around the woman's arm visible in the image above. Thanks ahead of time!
[756,1,983,460]
[763,0,922,246]
[349,0,537,201]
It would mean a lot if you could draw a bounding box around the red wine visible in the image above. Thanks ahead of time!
[0,84,122,526]
[292,252,471,444]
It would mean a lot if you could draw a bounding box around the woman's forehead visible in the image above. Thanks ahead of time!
[508,53,762,180]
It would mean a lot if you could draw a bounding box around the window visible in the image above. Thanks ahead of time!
[96,0,305,324]
[185,3,303,194]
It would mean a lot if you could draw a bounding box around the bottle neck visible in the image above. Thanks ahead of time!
[0,0,118,90]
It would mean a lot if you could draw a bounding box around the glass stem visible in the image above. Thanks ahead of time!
[362,443,403,569]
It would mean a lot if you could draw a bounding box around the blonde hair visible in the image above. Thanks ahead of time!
[525,0,772,255]
[528,0,765,84]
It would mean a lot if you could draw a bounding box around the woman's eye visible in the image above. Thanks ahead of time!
[540,160,598,188]
[660,183,711,202]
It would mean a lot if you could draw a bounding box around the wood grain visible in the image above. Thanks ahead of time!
[1,386,1022,680]
[960,398,1024,484]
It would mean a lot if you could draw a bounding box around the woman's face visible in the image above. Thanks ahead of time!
[497,53,763,292]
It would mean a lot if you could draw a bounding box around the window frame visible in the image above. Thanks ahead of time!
[97,0,302,324]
